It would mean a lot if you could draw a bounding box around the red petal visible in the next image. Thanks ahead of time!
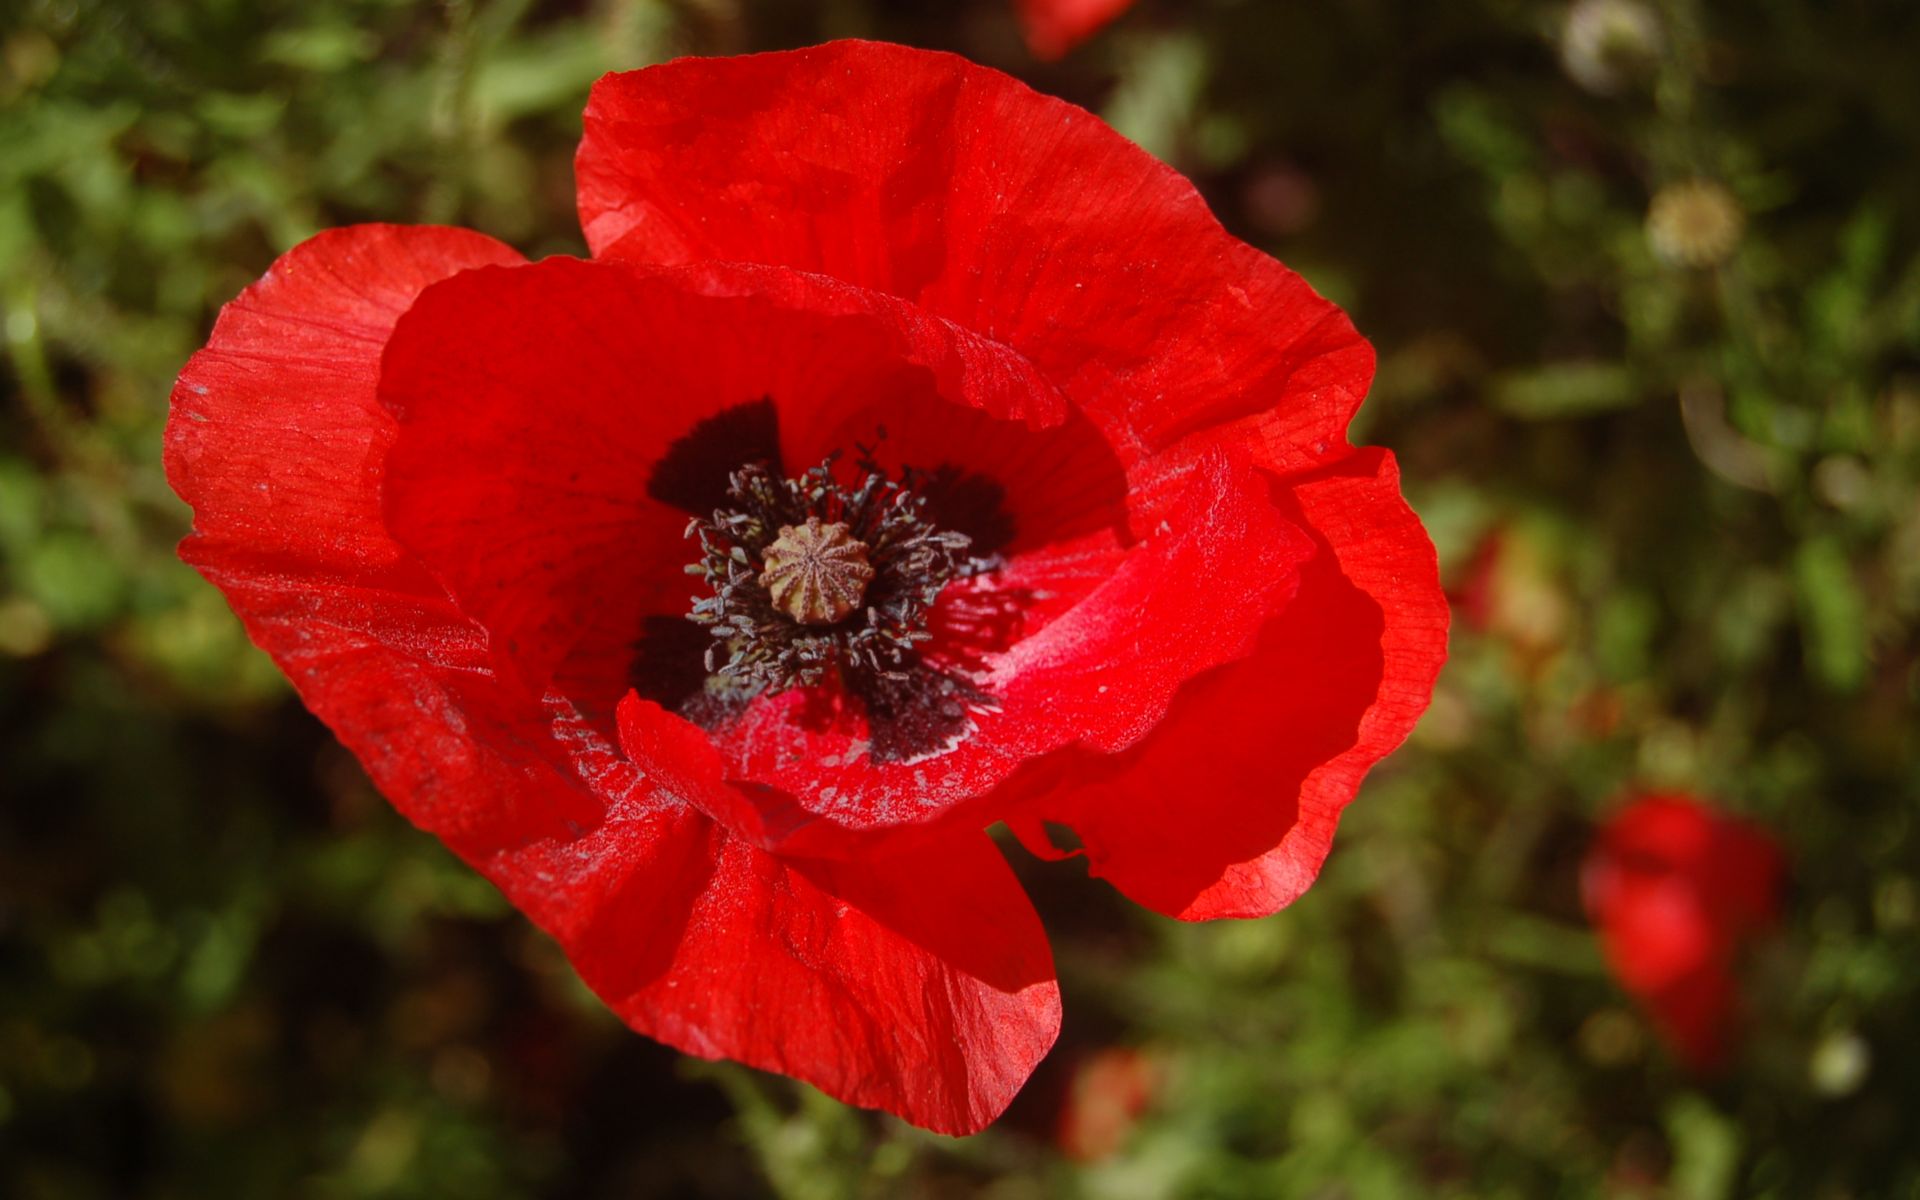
[1645,966,1737,1074]
[1587,868,1718,994]
[1008,450,1448,919]
[1584,794,1786,946]
[577,41,1372,465]
[513,689,1058,1136]
[1713,820,1786,931]
[1016,0,1136,60]
[164,225,619,849]
[169,225,522,584]
[789,366,1126,559]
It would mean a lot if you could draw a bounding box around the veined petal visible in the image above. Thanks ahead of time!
[1009,450,1447,919]
[164,224,616,850]
[577,40,1373,468]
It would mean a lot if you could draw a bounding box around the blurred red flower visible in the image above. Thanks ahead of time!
[1582,793,1785,1071]
[1017,0,1135,59]
[1056,1047,1161,1161]
[166,41,1445,1133]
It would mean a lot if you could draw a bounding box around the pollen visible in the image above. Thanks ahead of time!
[760,517,876,625]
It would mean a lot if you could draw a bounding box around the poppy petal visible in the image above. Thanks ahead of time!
[576,40,1372,463]
[164,225,618,849]
[1008,449,1448,919]
[169,224,523,584]
[502,691,1061,1137]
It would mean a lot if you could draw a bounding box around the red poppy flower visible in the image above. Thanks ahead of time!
[1056,1046,1161,1162]
[1582,792,1785,1071]
[1016,0,1135,59]
[166,41,1445,1133]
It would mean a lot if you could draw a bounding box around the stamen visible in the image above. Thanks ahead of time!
[684,452,988,699]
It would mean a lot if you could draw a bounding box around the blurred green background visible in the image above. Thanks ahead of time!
[3,0,1918,1196]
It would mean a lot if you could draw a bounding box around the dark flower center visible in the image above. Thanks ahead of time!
[684,452,991,698]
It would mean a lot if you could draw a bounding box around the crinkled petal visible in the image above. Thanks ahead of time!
[163,224,621,850]
[577,40,1372,465]
[522,692,1063,1135]
[1008,450,1447,919]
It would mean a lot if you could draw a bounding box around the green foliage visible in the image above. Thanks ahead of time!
[3,0,1917,1197]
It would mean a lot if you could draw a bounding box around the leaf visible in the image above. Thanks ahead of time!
[1491,362,1640,419]
[1666,1095,1741,1200]
[1793,534,1870,691]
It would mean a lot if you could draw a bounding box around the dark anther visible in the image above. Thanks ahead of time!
[684,452,994,703]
